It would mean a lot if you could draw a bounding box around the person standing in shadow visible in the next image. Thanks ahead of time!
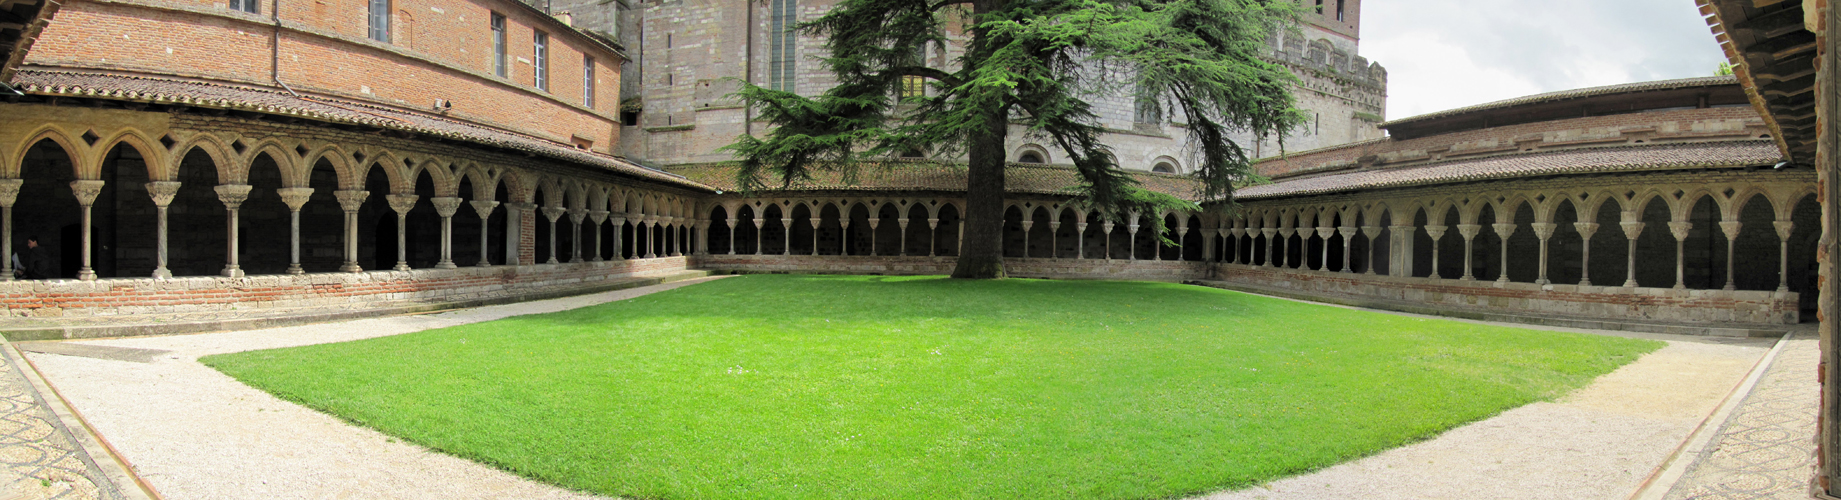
[14,236,52,280]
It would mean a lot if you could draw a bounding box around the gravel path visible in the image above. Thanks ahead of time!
[18,275,1773,499]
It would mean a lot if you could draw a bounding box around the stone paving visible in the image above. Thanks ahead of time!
[0,346,124,500]
[1663,330,1820,500]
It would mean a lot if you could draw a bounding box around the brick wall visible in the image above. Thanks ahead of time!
[25,0,622,153]
[0,258,688,317]
[694,254,1210,281]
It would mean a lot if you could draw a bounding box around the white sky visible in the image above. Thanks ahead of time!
[1359,0,1730,120]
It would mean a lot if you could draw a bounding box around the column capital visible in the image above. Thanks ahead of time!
[1020,220,1034,231]
[1489,223,1517,238]
[1230,227,1245,237]
[1259,227,1276,237]
[213,184,252,209]
[1277,227,1294,238]
[1360,225,1382,238]
[1201,228,1218,238]
[1336,226,1358,238]
[589,210,610,225]
[1572,222,1600,239]
[469,200,500,219]
[1048,221,1061,230]
[1529,222,1556,240]
[0,179,22,208]
[541,206,566,222]
[566,208,588,224]
[386,194,420,215]
[1424,225,1448,240]
[1456,224,1481,239]
[1717,221,1742,240]
[1296,227,1317,239]
[277,187,316,211]
[431,197,463,218]
[335,190,369,212]
[1666,221,1692,241]
[71,180,107,206]
[145,181,182,208]
[1620,221,1646,239]
[505,202,538,211]
[1774,220,1795,240]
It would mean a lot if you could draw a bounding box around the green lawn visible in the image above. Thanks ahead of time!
[204,275,1661,500]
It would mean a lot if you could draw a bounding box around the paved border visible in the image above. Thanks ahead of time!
[2,345,157,500]
[1629,332,1794,499]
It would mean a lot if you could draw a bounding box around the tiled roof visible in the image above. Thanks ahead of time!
[11,71,710,191]
[666,160,1209,200]
[1381,76,1740,128]
[1238,140,1783,200]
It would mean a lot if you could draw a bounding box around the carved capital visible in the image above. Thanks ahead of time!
[931,218,943,229]
[1572,222,1599,240]
[1101,221,1115,232]
[1048,221,1061,231]
[1201,228,1217,238]
[1424,225,1448,240]
[271,187,312,211]
[335,190,370,212]
[1487,223,1513,239]
[0,179,22,208]
[567,208,587,224]
[1718,221,1742,240]
[1620,221,1646,240]
[1230,228,1245,237]
[1296,227,1317,239]
[1259,228,1276,237]
[470,200,500,219]
[70,180,107,206]
[1667,221,1693,241]
[213,184,252,209]
[1360,226,1382,238]
[541,207,566,222]
[1456,224,1481,239]
[1774,220,1795,240]
[1020,220,1033,231]
[589,210,609,225]
[144,181,182,208]
[1387,225,1413,236]
[386,194,420,216]
[1336,226,1358,238]
[1529,222,1556,240]
[430,197,463,218]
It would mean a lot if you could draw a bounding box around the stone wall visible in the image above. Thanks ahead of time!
[1214,263,1801,325]
[0,257,688,318]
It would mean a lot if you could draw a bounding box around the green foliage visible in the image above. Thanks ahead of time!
[721,0,1306,225]
[208,275,1660,500]
[1715,62,1735,76]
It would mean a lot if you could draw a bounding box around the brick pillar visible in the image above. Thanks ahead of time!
[515,202,537,265]
[1818,1,1840,492]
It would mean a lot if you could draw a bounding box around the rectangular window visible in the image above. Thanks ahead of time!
[583,55,596,108]
[1314,0,1323,15]
[899,75,924,101]
[491,13,508,77]
[367,0,391,42]
[768,0,796,92]
[229,0,258,14]
[534,31,549,91]
[1335,0,1344,21]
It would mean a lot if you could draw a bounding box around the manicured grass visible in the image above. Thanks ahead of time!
[204,275,1661,500]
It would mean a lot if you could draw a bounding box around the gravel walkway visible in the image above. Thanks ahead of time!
[16,275,1779,499]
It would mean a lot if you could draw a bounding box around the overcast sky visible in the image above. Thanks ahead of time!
[1360,0,1729,120]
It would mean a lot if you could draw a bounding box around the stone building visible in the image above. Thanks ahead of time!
[583,0,1386,172]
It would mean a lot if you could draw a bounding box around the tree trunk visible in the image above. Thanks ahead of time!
[951,0,1006,279]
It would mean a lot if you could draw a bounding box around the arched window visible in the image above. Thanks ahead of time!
[1151,162,1176,173]
[1018,152,1044,164]
[769,0,798,92]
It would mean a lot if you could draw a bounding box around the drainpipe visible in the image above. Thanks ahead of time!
[270,0,301,97]
[744,0,754,136]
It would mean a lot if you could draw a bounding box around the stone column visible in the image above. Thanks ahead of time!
[1075,222,1088,260]
[471,200,499,266]
[588,210,608,262]
[810,217,823,256]
[1456,224,1481,281]
[1231,225,1247,265]
[1388,225,1414,276]
[695,219,711,256]
[566,208,587,263]
[1425,225,1448,279]
[278,188,316,274]
[432,197,462,269]
[840,217,852,256]
[1574,222,1598,286]
[1361,226,1382,275]
[1201,229,1217,263]
[1296,228,1318,269]
[610,214,627,260]
[0,180,17,280]
[59,180,106,280]
[1126,219,1140,261]
[900,216,913,257]
[1048,220,1061,259]
[537,207,564,263]
[212,183,250,278]
[1491,223,1516,284]
[868,215,883,256]
[644,216,659,258]
[1260,227,1277,267]
[1335,226,1356,273]
[144,181,180,279]
[1020,219,1034,258]
[1102,221,1115,260]
[1314,226,1332,270]
[783,215,795,256]
[725,218,738,255]
[1175,226,1190,261]
[1530,222,1555,285]
[929,218,941,257]
[1668,221,1692,290]
[1776,220,1794,292]
[1621,220,1645,288]
[335,190,369,272]
[388,194,421,271]
[1719,221,1742,291]
[750,213,765,255]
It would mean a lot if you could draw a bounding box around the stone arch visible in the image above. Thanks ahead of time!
[1628,187,1676,218]
[357,149,412,194]
[242,140,300,187]
[1775,185,1818,220]
[297,143,358,189]
[1014,144,1050,164]
[168,135,236,184]
[1726,187,1772,221]
[11,126,87,179]
[98,129,166,182]
[408,158,459,197]
[1149,156,1180,174]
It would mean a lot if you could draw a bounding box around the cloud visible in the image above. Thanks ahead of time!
[1358,0,1727,119]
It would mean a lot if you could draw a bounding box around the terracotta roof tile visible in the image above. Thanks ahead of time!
[1238,140,1783,200]
[12,71,710,191]
[1381,76,1739,128]
[666,160,1208,200]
